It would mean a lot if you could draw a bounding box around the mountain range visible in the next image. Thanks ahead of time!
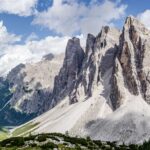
[1,16,150,144]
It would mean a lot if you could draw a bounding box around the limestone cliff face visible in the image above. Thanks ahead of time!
[64,16,150,110]
[110,16,150,109]
[49,18,150,110]
[50,27,120,107]
[70,26,120,105]
[51,37,85,106]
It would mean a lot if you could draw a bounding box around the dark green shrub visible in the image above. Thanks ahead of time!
[75,144,82,150]
[36,134,47,142]
[93,140,102,147]
[63,142,68,146]
[29,143,37,147]
[40,142,58,149]
[129,144,138,150]
[24,135,36,141]
[63,136,88,147]
[0,137,25,147]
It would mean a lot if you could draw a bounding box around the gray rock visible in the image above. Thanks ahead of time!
[6,54,64,114]
[70,26,120,105]
[51,37,85,106]
[111,16,150,108]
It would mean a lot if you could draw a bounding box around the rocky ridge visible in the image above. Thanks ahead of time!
[2,16,150,144]
[108,16,150,110]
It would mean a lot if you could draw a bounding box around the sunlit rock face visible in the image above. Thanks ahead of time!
[69,26,120,107]
[111,16,150,109]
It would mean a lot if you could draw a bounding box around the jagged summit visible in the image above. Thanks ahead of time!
[97,26,110,36]
[51,37,85,106]
[115,15,150,106]
[124,15,150,37]
[125,15,146,26]
[69,37,81,44]
[125,15,137,23]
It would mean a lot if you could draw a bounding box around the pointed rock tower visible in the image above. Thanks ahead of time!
[51,37,85,106]
[110,16,150,109]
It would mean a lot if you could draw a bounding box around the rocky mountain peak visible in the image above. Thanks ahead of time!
[125,16,138,25]
[51,37,85,105]
[68,37,80,44]
[123,16,150,43]
[69,26,120,104]
[65,37,84,72]
[98,26,110,36]
[85,34,95,56]
[125,16,149,31]
[42,53,54,61]
[110,16,150,109]
[66,37,81,52]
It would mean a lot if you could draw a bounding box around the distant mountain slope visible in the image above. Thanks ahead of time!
[0,54,64,125]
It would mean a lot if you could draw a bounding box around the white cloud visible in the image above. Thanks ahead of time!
[0,34,71,76]
[0,0,127,76]
[26,36,70,55]
[0,20,86,76]
[0,21,21,54]
[33,0,127,36]
[137,10,150,30]
[0,0,38,16]
[25,32,39,42]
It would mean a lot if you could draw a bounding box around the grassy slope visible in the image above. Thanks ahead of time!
[0,122,38,142]
[0,127,9,141]
[12,122,39,137]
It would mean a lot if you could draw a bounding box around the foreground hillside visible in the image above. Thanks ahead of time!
[0,133,150,150]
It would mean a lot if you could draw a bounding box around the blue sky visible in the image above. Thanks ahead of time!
[0,0,53,42]
[0,0,150,75]
[0,0,149,41]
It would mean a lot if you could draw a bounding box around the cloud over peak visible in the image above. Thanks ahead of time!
[0,22,71,76]
[33,0,127,36]
[0,35,70,76]
[0,21,21,50]
[137,10,150,30]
